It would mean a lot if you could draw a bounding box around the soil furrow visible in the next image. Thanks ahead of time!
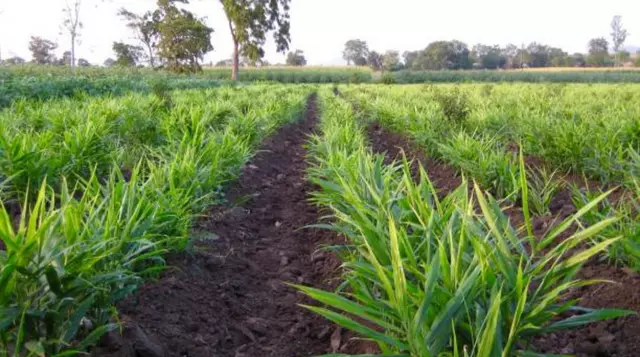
[93,94,358,357]
[365,121,640,357]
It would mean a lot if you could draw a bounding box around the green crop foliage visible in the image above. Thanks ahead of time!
[0,84,311,356]
[299,89,634,357]
[340,83,640,270]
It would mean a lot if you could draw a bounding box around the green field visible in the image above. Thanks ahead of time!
[4,65,640,109]
[0,71,638,356]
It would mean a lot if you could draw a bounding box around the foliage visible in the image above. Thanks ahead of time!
[286,49,307,66]
[610,16,629,54]
[28,37,58,65]
[611,16,629,66]
[433,86,470,124]
[341,83,640,270]
[343,39,369,66]
[0,85,310,356]
[118,8,159,67]
[112,42,144,67]
[300,90,633,357]
[220,0,292,80]
[77,58,91,67]
[587,38,612,67]
[379,73,396,84]
[526,167,563,216]
[382,50,401,72]
[367,51,383,71]
[471,44,506,69]
[1,57,26,65]
[411,40,472,70]
[154,0,214,73]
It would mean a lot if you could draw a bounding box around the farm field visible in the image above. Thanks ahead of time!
[0,80,639,357]
[5,65,640,108]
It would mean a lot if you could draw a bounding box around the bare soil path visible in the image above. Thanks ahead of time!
[93,95,360,357]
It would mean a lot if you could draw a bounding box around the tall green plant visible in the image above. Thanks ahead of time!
[299,91,634,357]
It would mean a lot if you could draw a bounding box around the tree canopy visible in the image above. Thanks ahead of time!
[112,42,144,67]
[154,0,214,73]
[219,0,291,80]
[286,49,307,66]
[118,8,159,67]
[343,39,369,66]
[381,50,401,72]
[29,37,58,64]
[367,51,383,71]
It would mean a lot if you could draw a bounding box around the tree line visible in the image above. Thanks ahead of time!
[344,16,636,71]
[1,0,293,78]
[0,3,636,75]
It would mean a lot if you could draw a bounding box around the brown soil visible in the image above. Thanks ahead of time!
[365,122,640,357]
[367,122,462,197]
[92,95,371,357]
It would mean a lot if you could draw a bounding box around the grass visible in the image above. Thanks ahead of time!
[0,84,311,356]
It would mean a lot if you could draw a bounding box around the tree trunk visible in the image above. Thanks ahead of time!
[71,36,76,67]
[232,39,239,81]
[147,44,155,68]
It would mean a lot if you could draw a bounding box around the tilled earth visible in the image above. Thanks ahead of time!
[366,122,640,357]
[93,95,371,357]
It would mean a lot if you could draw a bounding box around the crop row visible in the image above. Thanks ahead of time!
[341,84,639,270]
[299,89,633,356]
[0,85,310,356]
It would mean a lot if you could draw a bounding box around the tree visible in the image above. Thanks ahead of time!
[571,53,586,67]
[58,51,72,66]
[618,50,631,63]
[548,47,568,67]
[526,42,552,67]
[219,0,291,80]
[118,8,159,67]
[588,37,609,55]
[402,51,419,70]
[2,57,25,65]
[154,0,214,73]
[413,40,471,70]
[367,51,382,71]
[502,43,519,68]
[29,36,58,64]
[112,42,143,66]
[610,15,629,66]
[103,58,116,67]
[285,49,306,66]
[343,39,369,66]
[77,58,90,67]
[61,0,82,67]
[382,50,401,72]
[587,37,611,66]
[472,44,506,69]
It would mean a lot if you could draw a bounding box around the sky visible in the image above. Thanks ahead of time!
[0,0,639,65]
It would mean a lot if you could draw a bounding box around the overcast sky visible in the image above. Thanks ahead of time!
[0,0,639,65]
